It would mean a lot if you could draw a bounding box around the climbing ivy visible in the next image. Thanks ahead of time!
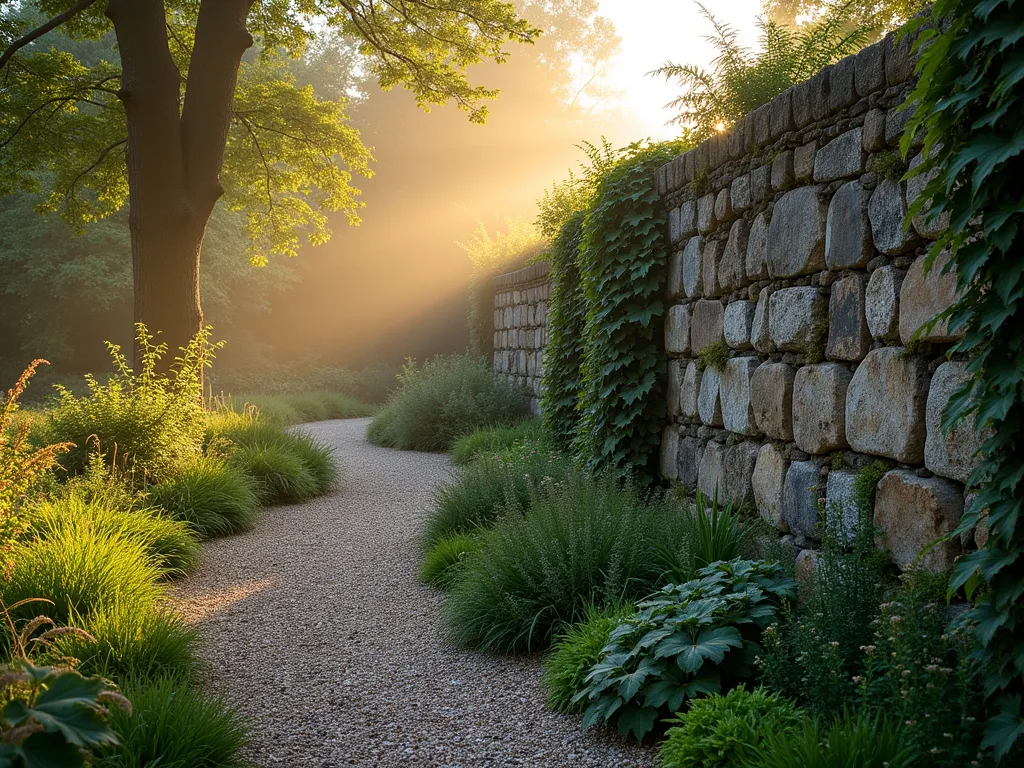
[904,1,1024,760]
[573,141,688,481]
[540,211,586,451]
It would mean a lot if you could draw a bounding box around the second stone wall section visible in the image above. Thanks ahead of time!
[493,262,551,415]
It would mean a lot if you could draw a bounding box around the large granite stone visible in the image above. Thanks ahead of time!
[721,441,760,509]
[925,361,984,484]
[750,362,796,440]
[698,193,717,234]
[830,54,858,109]
[825,180,873,270]
[660,426,680,482]
[715,188,732,222]
[682,236,703,298]
[697,364,724,427]
[827,273,870,361]
[792,76,813,128]
[667,359,683,419]
[745,212,769,281]
[899,251,963,344]
[751,287,773,354]
[677,436,703,489]
[768,287,827,353]
[680,199,697,237]
[697,441,726,501]
[814,128,864,182]
[691,299,725,354]
[668,206,683,244]
[771,149,794,191]
[906,153,949,240]
[869,179,922,255]
[721,356,762,436]
[667,248,684,299]
[783,460,822,538]
[681,361,702,419]
[874,470,964,572]
[665,303,692,356]
[767,186,828,278]
[719,219,748,293]
[702,240,724,298]
[865,265,905,341]
[855,39,885,97]
[724,300,755,350]
[750,165,770,203]
[846,347,931,463]
[752,442,789,531]
[770,87,795,137]
[862,108,887,152]
[825,470,861,545]
[794,141,817,182]
[731,174,751,212]
[793,363,853,454]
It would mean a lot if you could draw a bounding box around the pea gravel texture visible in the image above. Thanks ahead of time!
[174,418,655,767]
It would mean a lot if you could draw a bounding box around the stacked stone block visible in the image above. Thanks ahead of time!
[655,30,983,574]
[492,262,550,415]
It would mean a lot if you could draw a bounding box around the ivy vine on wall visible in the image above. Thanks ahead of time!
[905,0,1024,759]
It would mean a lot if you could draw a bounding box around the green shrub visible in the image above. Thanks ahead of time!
[98,675,248,768]
[419,533,480,588]
[424,442,573,547]
[659,687,802,768]
[2,527,164,625]
[58,601,198,684]
[449,420,546,466]
[542,603,634,713]
[43,325,214,482]
[576,559,796,741]
[28,491,200,578]
[444,471,690,652]
[368,356,529,452]
[742,712,917,768]
[147,457,261,539]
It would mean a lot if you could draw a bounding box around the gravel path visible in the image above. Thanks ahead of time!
[174,418,655,768]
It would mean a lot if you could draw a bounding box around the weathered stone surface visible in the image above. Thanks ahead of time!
[698,193,717,234]
[753,443,789,531]
[906,151,949,239]
[680,199,697,237]
[771,150,794,191]
[751,287,773,354]
[697,440,726,500]
[731,174,751,212]
[750,165,770,203]
[677,436,703,489]
[770,87,795,138]
[661,426,680,482]
[724,300,755,350]
[793,363,853,454]
[681,361,702,420]
[825,180,873,270]
[855,39,886,97]
[862,108,887,152]
[667,248,684,298]
[791,76,813,128]
[827,273,870,361]
[874,470,964,572]
[795,549,821,589]
[865,266,905,341]
[682,236,703,299]
[691,299,725,354]
[783,460,822,538]
[885,105,913,147]
[745,213,769,281]
[814,128,865,182]
[885,29,915,86]
[899,251,963,344]
[767,186,827,278]
[846,347,931,463]
[721,356,762,436]
[829,54,857,111]
[794,142,817,182]
[753,103,772,146]
[810,66,832,122]
[825,470,861,545]
[750,362,796,440]
[668,360,683,419]
[769,287,827,353]
[668,207,683,244]
[721,441,760,508]
[665,303,692,356]
[697,365,723,427]
[715,188,732,222]
[702,240,724,298]
[869,179,922,255]
[925,361,984,484]
[719,220,748,293]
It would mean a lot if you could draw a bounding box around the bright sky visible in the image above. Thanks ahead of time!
[597,0,765,139]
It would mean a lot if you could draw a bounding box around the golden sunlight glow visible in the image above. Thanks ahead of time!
[714,122,728,132]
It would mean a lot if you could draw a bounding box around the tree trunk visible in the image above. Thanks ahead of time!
[106,0,254,368]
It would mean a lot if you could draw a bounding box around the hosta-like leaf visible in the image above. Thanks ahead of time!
[614,704,660,742]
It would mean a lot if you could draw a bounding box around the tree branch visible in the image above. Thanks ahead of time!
[0,0,100,70]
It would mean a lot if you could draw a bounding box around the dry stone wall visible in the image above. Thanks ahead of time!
[492,262,550,415]
[654,29,982,573]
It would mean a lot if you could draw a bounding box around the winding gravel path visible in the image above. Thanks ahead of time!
[174,418,655,767]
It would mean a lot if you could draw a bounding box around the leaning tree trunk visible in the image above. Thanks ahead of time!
[106,0,254,368]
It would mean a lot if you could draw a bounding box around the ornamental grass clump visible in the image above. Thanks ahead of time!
[449,420,547,466]
[368,355,530,451]
[419,533,481,589]
[218,422,336,502]
[147,457,261,539]
[444,470,689,652]
[575,559,796,741]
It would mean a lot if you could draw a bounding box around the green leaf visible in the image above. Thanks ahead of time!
[614,704,660,742]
